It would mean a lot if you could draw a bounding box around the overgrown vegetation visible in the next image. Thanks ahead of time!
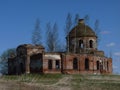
[1,74,63,84]
[72,74,120,90]
[0,74,120,90]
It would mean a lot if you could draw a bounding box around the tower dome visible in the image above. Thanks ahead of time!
[67,19,97,53]
[69,19,97,38]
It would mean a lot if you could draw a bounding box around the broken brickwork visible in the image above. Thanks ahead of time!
[8,19,112,75]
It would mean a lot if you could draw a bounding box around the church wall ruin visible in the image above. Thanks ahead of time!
[8,19,112,75]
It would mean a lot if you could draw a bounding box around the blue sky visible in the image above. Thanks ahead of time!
[0,0,120,74]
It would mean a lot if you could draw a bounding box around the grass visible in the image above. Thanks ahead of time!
[1,74,63,84]
[71,74,120,90]
[0,74,120,90]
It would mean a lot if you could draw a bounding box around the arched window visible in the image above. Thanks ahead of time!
[96,61,99,70]
[85,58,89,70]
[107,61,109,71]
[79,40,83,48]
[56,60,60,69]
[73,58,78,70]
[48,60,52,70]
[89,40,93,48]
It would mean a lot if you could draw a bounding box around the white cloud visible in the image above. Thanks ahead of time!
[113,65,118,69]
[114,52,120,56]
[106,42,115,47]
[100,31,110,35]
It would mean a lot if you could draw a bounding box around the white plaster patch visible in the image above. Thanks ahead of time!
[33,49,38,52]
[45,54,61,59]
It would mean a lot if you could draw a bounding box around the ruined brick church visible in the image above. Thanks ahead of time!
[8,19,112,75]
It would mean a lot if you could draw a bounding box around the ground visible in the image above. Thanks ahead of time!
[0,74,120,90]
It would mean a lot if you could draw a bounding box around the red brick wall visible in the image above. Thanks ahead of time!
[62,53,112,74]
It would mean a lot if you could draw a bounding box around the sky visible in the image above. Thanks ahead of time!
[0,0,120,74]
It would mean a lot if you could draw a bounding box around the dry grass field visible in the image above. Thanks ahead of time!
[0,74,120,90]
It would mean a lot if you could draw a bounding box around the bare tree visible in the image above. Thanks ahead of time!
[0,48,16,74]
[45,22,59,52]
[0,48,16,61]
[32,19,42,45]
[84,14,90,25]
[46,22,53,51]
[74,14,80,53]
[65,13,72,36]
[52,22,59,51]
[74,13,80,26]
[94,19,100,45]
[64,13,72,52]
[84,15,90,53]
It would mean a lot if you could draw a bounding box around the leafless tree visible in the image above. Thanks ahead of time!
[32,19,42,45]
[74,14,80,53]
[94,19,100,45]
[84,14,90,25]
[52,22,59,51]
[46,22,53,51]
[65,13,72,36]
[64,13,72,52]
[74,13,80,26]
[0,48,16,74]
[45,22,59,52]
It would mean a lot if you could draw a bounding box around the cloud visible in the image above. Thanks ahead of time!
[113,65,118,69]
[100,31,110,35]
[106,42,115,47]
[114,52,120,56]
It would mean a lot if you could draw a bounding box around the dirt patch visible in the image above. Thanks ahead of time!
[0,81,56,90]
[0,75,72,90]
[52,75,72,90]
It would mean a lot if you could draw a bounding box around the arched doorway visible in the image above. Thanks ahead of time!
[96,61,99,70]
[107,61,109,71]
[30,53,43,73]
[73,58,78,70]
[85,58,89,70]
[20,63,24,74]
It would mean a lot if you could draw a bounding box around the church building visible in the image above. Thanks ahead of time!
[8,19,112,75]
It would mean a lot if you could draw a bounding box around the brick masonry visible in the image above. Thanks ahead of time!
[8,19,112,75]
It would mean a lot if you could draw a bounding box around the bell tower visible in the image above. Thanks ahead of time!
[68,19,97,53]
